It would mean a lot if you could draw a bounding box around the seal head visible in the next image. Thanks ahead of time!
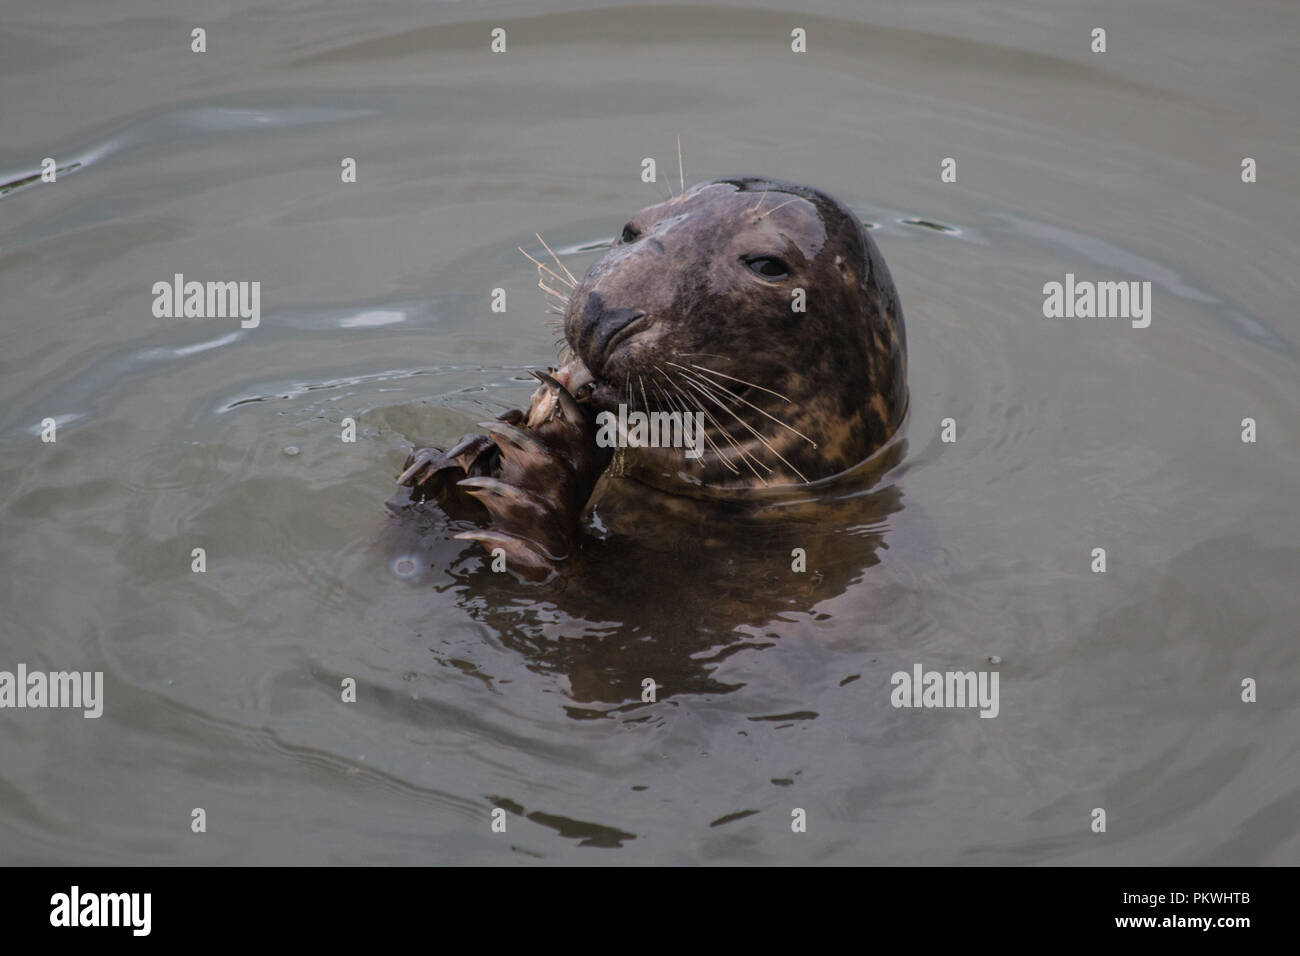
[564,176,907,489]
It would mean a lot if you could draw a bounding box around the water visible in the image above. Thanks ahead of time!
[2,0,1297,864]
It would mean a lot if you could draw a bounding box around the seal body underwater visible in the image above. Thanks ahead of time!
[389,176,908,579]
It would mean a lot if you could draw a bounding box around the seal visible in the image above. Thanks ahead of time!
[390,176,907,579]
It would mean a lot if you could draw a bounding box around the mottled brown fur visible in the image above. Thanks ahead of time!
[567,176,907,491]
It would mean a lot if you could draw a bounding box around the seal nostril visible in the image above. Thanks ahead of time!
[577,293,603,353]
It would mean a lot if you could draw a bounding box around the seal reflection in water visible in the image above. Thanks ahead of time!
[388,177,908,588]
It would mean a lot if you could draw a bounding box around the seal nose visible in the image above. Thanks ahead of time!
[578,293,647,369]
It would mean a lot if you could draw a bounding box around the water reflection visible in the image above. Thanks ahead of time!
[386,441,906,711]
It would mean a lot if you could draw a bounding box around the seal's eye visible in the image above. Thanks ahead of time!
[620,223,641,244]
[745,256,790,280]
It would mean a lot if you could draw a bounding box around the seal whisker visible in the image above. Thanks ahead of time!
[676,134,685,205]
[674,352,732,363]
[649,379,697,465]
[653,374,739,473]
[537,277,570,302]
[680,362,794,404]
[638,375,653,417]
[535,232,578,286]
[679,375,809,482]
[646,178,672,203]
[519,246,576,289]
[758,198,800,220]
[674,366,817,448]
[650,374,702,465]
[665,371,769,479]
[662,370,756,475]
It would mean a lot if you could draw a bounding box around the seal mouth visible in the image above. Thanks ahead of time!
[599,312,650,365]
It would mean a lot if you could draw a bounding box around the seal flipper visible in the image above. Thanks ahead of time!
[389,360,612,580]
[386,433,501,517]
[398,407,529,490]
[453,529,565,583]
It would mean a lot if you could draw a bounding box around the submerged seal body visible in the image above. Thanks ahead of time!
[392,176,908,577]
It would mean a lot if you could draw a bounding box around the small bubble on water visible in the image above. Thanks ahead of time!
[391,555,419,578]
[283,445,300,456]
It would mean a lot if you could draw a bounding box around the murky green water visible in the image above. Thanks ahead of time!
[2,1,1297,863]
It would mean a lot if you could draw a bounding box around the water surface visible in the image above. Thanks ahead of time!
[2,0,1297,864]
